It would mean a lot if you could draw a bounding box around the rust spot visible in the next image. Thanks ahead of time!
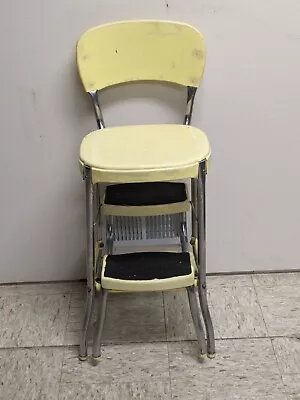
[192,48,204,60]
[115,49,118,54]
[82,55,89,61]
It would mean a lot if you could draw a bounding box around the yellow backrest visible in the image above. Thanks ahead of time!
[77,20,206,92]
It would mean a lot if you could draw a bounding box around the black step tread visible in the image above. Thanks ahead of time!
[104,182,187,207]
[104,252,192,281]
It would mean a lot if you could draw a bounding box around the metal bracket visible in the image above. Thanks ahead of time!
[180,221,188,242]
[89,90,105,129]
[184,86,197,125]
[82,165,91,181]
[201,160,208,176]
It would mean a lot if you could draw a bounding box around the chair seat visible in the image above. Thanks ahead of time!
[80,124,210,183]
[101,251,196,291]
[103,182,189,216]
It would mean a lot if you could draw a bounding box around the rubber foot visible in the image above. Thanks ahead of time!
[91,355,101,366]
[78,355,88,361]
[207,352,216,359]
[198,353,206,363]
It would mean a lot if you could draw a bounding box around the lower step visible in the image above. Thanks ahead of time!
[101,252,197,292]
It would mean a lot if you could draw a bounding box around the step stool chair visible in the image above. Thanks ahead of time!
[76,20,216,361]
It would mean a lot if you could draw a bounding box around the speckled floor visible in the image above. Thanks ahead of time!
[0,272,299,399]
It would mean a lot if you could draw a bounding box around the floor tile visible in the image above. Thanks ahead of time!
[0,347,63,400]
[255,285,300,336]
[168,338,280,378]
[209,286,268,338]
[64,292,85,345]
[65,291,166,345]
[170,373,287,400]
[164,286,268,341]
[168,339,286,400]
[0,282,74,296]
[272,337,300,374]
[208,274,253,288]
[61,343,169,385]
[102,292,166,343]
[71,281,86,294]
[164,289,195,341]
[59,381,171,400]
[0,293,70,347]
[282,375,300,400]
[252,272,300,288]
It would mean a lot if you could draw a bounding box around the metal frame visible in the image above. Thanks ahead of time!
[89,90,105,129]
[92,216,113,359]
[185,86,215,357]
[186,286,207,357]
[184,86,197,125]
[180,210,207,357]
[192,161,216,357]
[92,287,108,358]
[79,165,95,360]
[79,85,216,360]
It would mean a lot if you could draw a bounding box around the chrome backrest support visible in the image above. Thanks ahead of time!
[184,86,197,125]
[89,90,105,129]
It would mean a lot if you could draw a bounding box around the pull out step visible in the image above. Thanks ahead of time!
[103,182,189,216]
[101,251,197,291]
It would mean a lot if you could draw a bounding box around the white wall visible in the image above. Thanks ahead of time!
[0,0,300,282]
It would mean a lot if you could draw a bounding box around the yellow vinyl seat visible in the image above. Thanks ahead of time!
[80,124,210,182]
[80,124,210,216]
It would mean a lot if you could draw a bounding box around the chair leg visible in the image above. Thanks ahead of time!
[92,211,111,360]
[79,166,95,361]
[191,178,198,263]
[92,288,108,359]
[94,184,104,294]
[198,286,215,358]
[195,162,216,358]
[186,286,207,357]
[180,212,188,252]
[106,215,114,255]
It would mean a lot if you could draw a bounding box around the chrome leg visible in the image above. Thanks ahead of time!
[191,178,198,261]
[94,183,101,243]
[106,215,114,255]
[92,209,112,359]
[196,161,216,358]
[180,212,188,252]
[186,286,207,357]
[94,184,104,286]
[92,288,108,359]
[79,166,95,361]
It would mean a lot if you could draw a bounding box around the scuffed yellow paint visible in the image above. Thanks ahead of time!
[77,20,206,91]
